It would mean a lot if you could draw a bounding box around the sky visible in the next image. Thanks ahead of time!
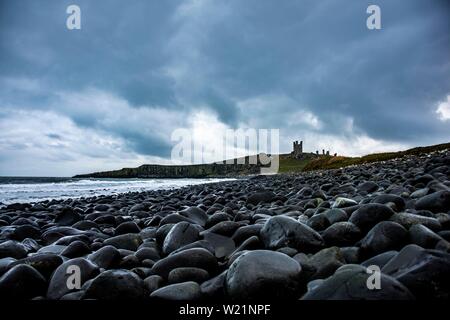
[0,0,449,176]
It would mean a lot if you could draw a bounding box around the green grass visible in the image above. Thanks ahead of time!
[278,157,311,173]
[301,142,450,172]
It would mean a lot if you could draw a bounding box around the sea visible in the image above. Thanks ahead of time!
[0,177,235,205]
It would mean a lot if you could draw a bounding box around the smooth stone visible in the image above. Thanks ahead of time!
[231,224,263,245]
[349,204,395,232]
[306,213,330,231]
[159,214,197,226]
[168,267,209,284]
[260,215,324,253]
[11,224,41,241]
[415,190,450,213]
[0,264,46,299]
[135,247,160,262]
[205,212,231,229]
[246,191,276,206]
[361,251,398,268]
[0,257,16,276]
[200,271,227,299]
[115,221,141,235]
[372,194,406,212]
[87,245,121,269]
[61,240,91,258]
[37,244,67,255]
[144,275,164,293]
[162,222,200,255]
[152,248,218,279]
[409,224,443,248]
[340,247,361,264]
[47,258,100,299]
[202,221,244,237]
[389,212,441,231]
[150,281,202,300]
[309,247,345,280]
[225,250,302,300]
[72,220,99,231]
[103,233,143,251]
[202,232,236,258]
[169,240,216,256]
[0,240,27,259]
[83,269,147,299]
[324,208,348,224]
[302,264,414,300]
[54,207,82,226]
[179,207,208,227]
[10,253,63,279]
[332,197,358,208]
[322,222,361,247]
[382,244,450,299]
[357,181,379,193]
[360,221,408,257]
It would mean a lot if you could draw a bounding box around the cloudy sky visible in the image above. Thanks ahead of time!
[0,0,449,176]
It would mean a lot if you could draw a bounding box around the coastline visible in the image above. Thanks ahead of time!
[0,149,449,300]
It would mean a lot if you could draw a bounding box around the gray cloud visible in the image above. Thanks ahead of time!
[0,0,449,175]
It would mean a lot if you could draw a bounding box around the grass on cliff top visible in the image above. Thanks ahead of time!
[283,142,450,172]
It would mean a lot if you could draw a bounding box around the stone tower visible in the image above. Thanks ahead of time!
[292,140,303,159]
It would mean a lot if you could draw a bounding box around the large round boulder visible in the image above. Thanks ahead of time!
[225,250,302,300]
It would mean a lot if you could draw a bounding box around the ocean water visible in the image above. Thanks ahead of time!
[0,177,235,205]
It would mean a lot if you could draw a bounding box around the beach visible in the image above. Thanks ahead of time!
[0,149,449,300]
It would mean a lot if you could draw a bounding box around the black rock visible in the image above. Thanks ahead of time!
[225,250,302,300]
[349,203,395,232]
[246,191,276,206]
[152,248,217,279]
[150,281,202,300]
[0,240,27,259]
[115,221,141,235]
[372,194,405,211]
[409,224,443,248]
[84,269,147,299]
[0,264,46,299]
[162,221,200,255]
[308,247,345,280]
[361,251,397,268]
[324,208,348,224]
[103,233,143,251]
[382,244,450,299]
[357,181,379,193]
[47,258,100,299]
[360,221,408,257]
[231,224,263,245]
[61,240,91,258]
[302,264,414,300]
[322,222,361,247]
[54,207,82,226]
[87,245,121,269]
[179,207,208,227]
[168,267,209,284]
[306,214,330,231]
[10,253,63,279]
[11,225,41,241]
[260,216,324,253]
[389,212,441,231]
[135,247,160,262]
[415,191,450,213]
[200,271,227,299]
[144,274,164,293]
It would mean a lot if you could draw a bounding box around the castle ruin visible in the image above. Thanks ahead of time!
[291,140,334,159]
[292,140,303,158]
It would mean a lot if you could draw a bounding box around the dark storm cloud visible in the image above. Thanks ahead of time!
[0,0,449,175]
